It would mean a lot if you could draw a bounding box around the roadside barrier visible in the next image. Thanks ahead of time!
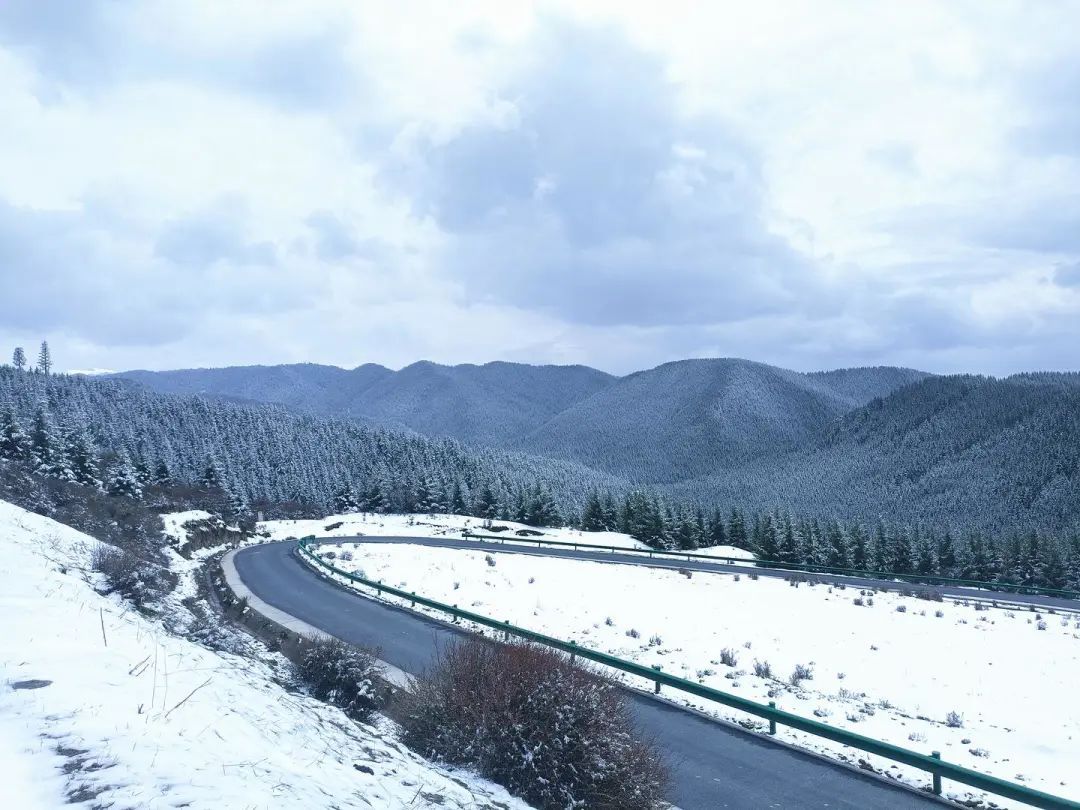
[297,536,1079,810]
[460,530,1080,601]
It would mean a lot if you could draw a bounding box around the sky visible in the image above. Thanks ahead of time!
[0,0,1078,376]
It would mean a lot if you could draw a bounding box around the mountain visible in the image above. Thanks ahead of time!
[333,361,617,446]
[115,361,616,446]
[116,363,393,416]
[515,359,929,482]
[670,372,1080,533]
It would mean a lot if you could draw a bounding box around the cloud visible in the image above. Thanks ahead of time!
[393,19,824,328]
[155,199,277,267]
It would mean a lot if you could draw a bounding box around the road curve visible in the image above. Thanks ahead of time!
[234,540,949,810]
[327,534,1080,612]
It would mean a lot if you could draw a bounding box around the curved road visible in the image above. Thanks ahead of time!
[234,540,950,809]
[335,534,1080,612]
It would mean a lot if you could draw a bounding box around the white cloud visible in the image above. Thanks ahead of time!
[0,0,1077,375]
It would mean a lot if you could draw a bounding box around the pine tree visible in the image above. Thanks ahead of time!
[0,409,30,460]
[199,454,223,490]
[581,491,606,531]
[106,451,143,499]
[12,346,26,371]
[778,515,800,564]
[449,480,468,515]
[65,428,100,487]
[153,460,172,486]
[756,513,780,560]
[727,509,748,550]
[37,341,52,376]
[825,521,853,569]
[890,526,914,574]
[706,508,727,547]
[29,407,73,480]
[849,523,869,570]
[474,483,499,519]
[331,483,359,514]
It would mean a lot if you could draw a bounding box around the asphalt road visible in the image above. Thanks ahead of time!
[234,540,948,809]
[327,534,1080,612]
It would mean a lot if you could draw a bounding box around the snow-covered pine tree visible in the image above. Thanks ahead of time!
[0,408,30,460]
[65,427,101,488]
[12,346,26,371]
[30,407,74,481]
[106,451,143,499]
[580,491,606,531]
[37,341,52,376]
[153,459,172,486]
[727,509,748,550]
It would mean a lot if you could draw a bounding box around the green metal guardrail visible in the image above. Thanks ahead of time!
[297,536,1079,810]
[459,530,1080,601]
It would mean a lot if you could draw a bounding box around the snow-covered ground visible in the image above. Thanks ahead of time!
[0,500,530,809]
[316,541,1080,807]
[259,510,655,550]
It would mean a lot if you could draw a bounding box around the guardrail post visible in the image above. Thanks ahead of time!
[652,664,662,693]
[453,605,459,623]
[769,701,777,735]
[569,640,577,663]
[411,591,416,607]
[932,751,942,795]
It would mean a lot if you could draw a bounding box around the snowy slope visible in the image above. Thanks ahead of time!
[259,510,652,550]
[318,542,1080,807]
[0,500,530,809]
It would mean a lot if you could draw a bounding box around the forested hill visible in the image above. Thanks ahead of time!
[114,358,925,479]
[515,359,929,481]
[0,367,625,520]
[671,372,1080,535]
[116,361,616,447]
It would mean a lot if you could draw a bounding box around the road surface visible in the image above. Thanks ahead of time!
[234,540,950,809]
[325,534,1079,612]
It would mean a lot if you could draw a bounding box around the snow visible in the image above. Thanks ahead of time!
[258,511,652,549]
[317,541,1080,807]
[161,509,213,549]
[0,500,531,810]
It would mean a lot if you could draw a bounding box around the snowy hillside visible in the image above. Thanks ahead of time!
[315,541,1080,807]
[0,500,529,809]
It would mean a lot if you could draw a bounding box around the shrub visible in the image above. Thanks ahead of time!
[895,604,907,613]
[753,659,773,679]
[295,637,382,722]
[402,640,668,809]
[720,648,738,667]
[790,663,813,686]
[604,616,615,627]
[91,543,174,608]
[946,710,964,728]
[485,554,497,567]
[935,609,945,618]
[648,634,663,647]
[852,597,865,607]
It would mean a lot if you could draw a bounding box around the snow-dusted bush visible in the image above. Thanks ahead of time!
[720,648,738,667]
[91,543,173,608]
[296,637,382,722]
[946,710,964,728]
[790,663,814,686]
[753,659,773,679]
[402,640,668,809]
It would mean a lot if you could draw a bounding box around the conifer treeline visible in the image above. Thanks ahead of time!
[581,491,1080,590]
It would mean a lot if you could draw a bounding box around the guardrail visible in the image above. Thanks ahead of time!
[460,531,1080,601]
[297,536,1079,810]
